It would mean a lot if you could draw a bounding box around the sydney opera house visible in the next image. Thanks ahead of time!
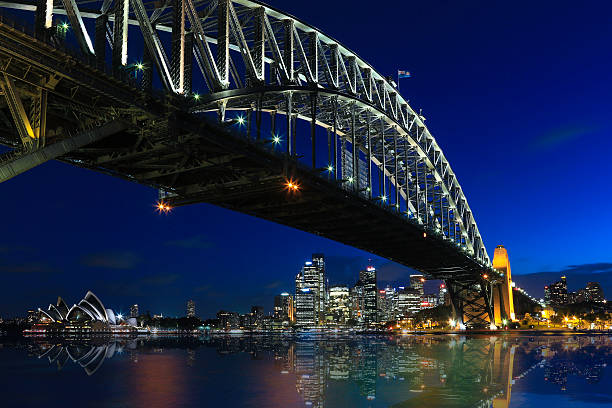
[31,291,141,334]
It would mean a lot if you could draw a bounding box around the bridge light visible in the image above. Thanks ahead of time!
[347,177,354,183]
[135,63,144,71]
[483,274,488,279]
[502,319,508,326]
[117,313,123,320]
[193,93,200,101]
[60,22,69,31]
[285,179,300,191]
[273,135,281,144]
[423,232,427,238]
[381,195,387,202]
[327,165,333,172]
[156,201,172,214]
[237,115,245,125]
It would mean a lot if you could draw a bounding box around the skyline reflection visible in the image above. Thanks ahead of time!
[6,335,612,407]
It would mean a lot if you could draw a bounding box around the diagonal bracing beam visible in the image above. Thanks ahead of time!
[61,0,95,54]
[0,120,128,183]
[130,0,176,92]
[0,73,36,149]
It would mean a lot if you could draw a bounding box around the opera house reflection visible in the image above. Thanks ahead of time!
[21,335,612,407]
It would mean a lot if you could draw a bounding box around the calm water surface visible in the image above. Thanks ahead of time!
[0,334,611,407]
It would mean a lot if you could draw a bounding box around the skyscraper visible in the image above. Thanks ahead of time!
[360,265,378,325]
[186,300,195,317]
[295,288,316,327]
[410,274,425,296]
[545,276,568,305]
[295,254,326,325]
[274,293,294,322]
[130,304,139,318]
[328,286,350,324]
[438,283,448,305]
[397,287,421,316]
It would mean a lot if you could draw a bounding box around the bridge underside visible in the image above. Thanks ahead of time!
[0,12,500,327]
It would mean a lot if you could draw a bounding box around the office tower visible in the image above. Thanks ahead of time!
[410,274,425,296]
[328,286,350,324]
[377,286,396,323]
[545,276,568,305]
[274,293,294,321]
[295,288,316,327]
[582,282,605,303]
[360,265,378,324]
[130,304,139,318]
[421,293,438,309]
[295,254,326,325]
[251,306,264,327]
[186,299,195,317]
[438,283,448,305]
[397,287,421,316]
[217,310,239,329]
[351,282,365,323]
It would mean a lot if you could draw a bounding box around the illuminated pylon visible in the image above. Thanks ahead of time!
[492,245,516,325]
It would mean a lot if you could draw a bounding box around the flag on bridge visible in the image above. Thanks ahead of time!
[398,70,411,78]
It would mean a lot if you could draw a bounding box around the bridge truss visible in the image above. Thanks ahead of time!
[0,0,503,327]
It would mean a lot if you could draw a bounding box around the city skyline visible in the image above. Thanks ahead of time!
[2,0,612,318]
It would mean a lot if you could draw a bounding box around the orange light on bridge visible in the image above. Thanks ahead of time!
[156,201,172,214]
[285,179,300,192]
[482,274,488,279]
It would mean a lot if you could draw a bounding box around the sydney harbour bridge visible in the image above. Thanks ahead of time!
[0,0,515,327]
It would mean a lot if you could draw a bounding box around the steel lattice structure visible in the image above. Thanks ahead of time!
[0,0,507,327]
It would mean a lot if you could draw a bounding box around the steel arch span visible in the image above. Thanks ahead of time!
[0,0,512,327]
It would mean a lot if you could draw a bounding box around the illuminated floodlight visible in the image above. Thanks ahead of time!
[285,179,300,192]
[117,313,123,320]
[237,115,245,125]
[327,165,334,172]
[272,135,281,144]
[483,274,488,279]
[61,22,69,30]
[156,201,172,214]
[135,63,144,70]
[193,93,200,100]
[381,195,387,202]
[347,177,354,183]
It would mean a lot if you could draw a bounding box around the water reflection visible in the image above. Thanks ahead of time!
[18,335,612,407]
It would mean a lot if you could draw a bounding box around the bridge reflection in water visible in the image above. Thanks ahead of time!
[24,335,611,407]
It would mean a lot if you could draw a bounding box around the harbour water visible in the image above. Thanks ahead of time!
[0,334,610,407]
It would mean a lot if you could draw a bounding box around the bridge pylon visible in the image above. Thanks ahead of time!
[491,245,516,326]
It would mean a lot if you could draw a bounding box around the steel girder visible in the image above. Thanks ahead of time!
[446,278,496,328]
[0,0,490,268]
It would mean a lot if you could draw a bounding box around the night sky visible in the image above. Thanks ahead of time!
[1,0,611,318]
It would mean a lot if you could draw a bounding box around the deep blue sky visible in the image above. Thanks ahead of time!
[1,0,611,317]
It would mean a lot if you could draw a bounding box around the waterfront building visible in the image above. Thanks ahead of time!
[360,265,378,324]
[410,274,425,296]
[251,306,264,327]
[545,276,568,306]
[295,288,316,327]
[351,283,365,323]
[584,282,605,303]
[217,310,240,329]
[186,299,196,317]
[421,293,438,309]
[295,254,326,325]
[397,287,421,317]
[274,293,294,322]
[34,291,136,334]
[130,304,139,318]
[328,286,351,324]
[438,283,449,305]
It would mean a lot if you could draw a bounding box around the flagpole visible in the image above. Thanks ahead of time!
[397,70,400,91]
